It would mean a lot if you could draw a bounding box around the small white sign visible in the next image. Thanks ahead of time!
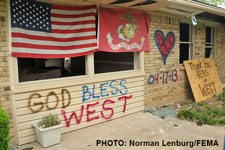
[191,15,197,26]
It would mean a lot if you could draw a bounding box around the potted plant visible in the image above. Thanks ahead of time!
[32,114,62,148]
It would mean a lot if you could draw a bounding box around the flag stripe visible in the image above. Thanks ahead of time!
[51,12,95,18]
[52,28,96,34]
[52,20,95,26]
[12,28,96,38]
[52,5,96,11]
[51,8,96,15]
[12,42,97,50]
[12,49,98,58]
[12,32,96,42]
[52,24,95,30]
[12,38,96,46]
[12,47,98,54]
[51,16,95,22]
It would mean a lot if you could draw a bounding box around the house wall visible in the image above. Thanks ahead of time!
[14,73,144,145]
[0,0,144,145]
[144,13,192,108]
[0,0,15,142]
[144,13,225,108]
[194,23,206,59]
[215,26,225,83]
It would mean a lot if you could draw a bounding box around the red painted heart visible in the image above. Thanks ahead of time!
[155,30,175,65]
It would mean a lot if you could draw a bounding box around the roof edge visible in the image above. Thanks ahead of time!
[167,0,225,17]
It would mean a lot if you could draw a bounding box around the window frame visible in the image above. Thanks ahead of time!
[94,52,139,75]
[9,52,144,91]
[205,26,215,58]
[16,56,87,83]
[179,22,194,64]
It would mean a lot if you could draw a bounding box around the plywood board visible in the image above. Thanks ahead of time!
[184,58,223,102]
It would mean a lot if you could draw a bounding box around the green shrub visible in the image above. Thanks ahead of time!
[38,114,60,129]
[177,110,200,121]
[218,88,225,102]
[0,106,10,150]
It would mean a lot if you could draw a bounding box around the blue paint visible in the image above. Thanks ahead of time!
[119,80,128,95]
[193,18,197,24]
[82,79,128,102]
[110,80,119,95]
[148,75,154,85]
[82,85,91,102]
[92,84,100,99]
[154,30,175,65]
[171,70,174,81]
[100,82,109,97]
[148,69,178,85]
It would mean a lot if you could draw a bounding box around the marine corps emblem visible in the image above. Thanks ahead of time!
[117,12,139,42]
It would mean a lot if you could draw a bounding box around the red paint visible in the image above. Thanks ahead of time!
[174,69,178,82]
[62,95,133,127]
[118,95,133,113]
[86,101,100,122]
[156,32,175,58]
[101,99,115,120]
[61,105,84,127]
[155,73,159,84]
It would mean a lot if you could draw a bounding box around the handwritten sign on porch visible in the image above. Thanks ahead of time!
[184,58,223,102]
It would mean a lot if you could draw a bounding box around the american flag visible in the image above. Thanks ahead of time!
[10,0,97,58]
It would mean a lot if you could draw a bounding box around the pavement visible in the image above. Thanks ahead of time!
[20,112,225,150]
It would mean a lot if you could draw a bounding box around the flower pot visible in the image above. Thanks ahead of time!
[32,122,62,148]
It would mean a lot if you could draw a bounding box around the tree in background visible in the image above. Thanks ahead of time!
[197,0,225,8]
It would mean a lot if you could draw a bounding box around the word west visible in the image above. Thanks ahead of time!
[148,69,178,85]
[62,95,132,127]
[198,81,217,97]
[28,89,71,113]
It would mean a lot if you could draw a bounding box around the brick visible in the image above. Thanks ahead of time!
[144,14,225,109]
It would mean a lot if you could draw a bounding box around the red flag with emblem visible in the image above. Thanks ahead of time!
[98,7,150,52]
